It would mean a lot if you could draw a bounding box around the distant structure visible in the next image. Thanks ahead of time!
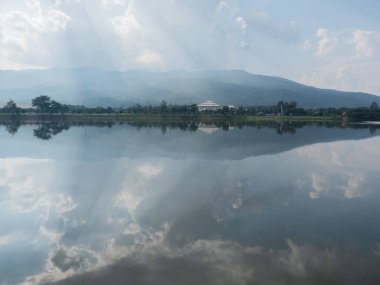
[197,100,222,111]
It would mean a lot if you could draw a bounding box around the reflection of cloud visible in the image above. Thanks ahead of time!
[241,186,293,213]
[0,158,77,216]
[297,147,342,169]
[114,189,142,211]
[39,237,380,285]
[0,232,26,246]
[123,223,141,235]
[137,164,163,178]
[309,174,329,199]
[307,172,369,200]
[0,158,52,213]
[278,239,336,276]
[343,173,368,199]
[24,245,100,285]
[373,244,380,256]
[55,195,77,214]
[3,136,379,284]
[51,249,82,273]
[296,140,379,200]
[39,226,63,244]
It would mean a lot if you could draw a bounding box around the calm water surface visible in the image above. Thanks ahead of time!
[1,121,380,285]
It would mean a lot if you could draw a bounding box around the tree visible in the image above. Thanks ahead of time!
[190,104,198,116]
[50,100,61,114]
[160,100,168,117]
[277,100,284,114]
[60,104,69,115]
[3,99,20,115]
[222,105,230,115]
[370,101,378,111]
[32,95,51,114]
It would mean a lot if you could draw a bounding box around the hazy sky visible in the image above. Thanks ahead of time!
[0,0,380,94]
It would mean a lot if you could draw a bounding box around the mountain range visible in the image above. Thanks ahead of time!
[0,67,378,108]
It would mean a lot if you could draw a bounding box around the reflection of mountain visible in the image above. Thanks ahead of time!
[0,122,379,160]
[52,122,380,160]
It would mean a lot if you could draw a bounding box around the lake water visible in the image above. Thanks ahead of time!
[1,121,380,285]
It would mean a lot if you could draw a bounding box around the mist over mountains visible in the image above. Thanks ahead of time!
[0,68,378,108]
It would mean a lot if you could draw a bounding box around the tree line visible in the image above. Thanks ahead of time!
[1,96,379,120]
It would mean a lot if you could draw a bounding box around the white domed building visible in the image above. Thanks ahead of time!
[197,100,222,111]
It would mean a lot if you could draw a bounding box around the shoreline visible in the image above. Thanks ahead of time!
[0,114,341,123]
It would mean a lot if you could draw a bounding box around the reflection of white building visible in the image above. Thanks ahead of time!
[197,123,220,134]
[197,100,222,111]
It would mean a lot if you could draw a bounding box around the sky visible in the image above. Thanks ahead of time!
[0,0,380,95]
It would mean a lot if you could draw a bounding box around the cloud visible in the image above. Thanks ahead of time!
[316,28,338,56]
[300,28,380,94]
[0,0,70,68]
[102,0,126,9]
[352,30,380,58]
[110,5,141,40]
[135,49,164,67]
[235,16,247,31]
[0,0,379,95]
[301,39,311,50]
[0,0,304,72]
[243,10,299,43]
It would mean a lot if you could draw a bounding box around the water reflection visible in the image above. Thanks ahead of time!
[0,122,379,284]
[33,122,70,140]
[3,120,21,135]
[0,120,379,140]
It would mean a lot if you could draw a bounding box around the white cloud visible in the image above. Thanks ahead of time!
[102,0,126,9]
[301,39,311,51]
[0,0,70,68]
[236,16,247,31]
[352,29,380,58]
[300,28,380,94]
[136,49,164,67]
[316,28,337,56]
[216,1,228,12]
[110,6,141,40]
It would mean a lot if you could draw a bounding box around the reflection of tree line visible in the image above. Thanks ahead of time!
[0,120,379,139]
[33,122,70,140]
[125,120,380,135]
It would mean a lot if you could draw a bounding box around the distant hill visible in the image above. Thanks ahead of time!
[0,67,378,108]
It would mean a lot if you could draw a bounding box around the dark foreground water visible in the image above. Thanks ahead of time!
[1,121,380,285]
